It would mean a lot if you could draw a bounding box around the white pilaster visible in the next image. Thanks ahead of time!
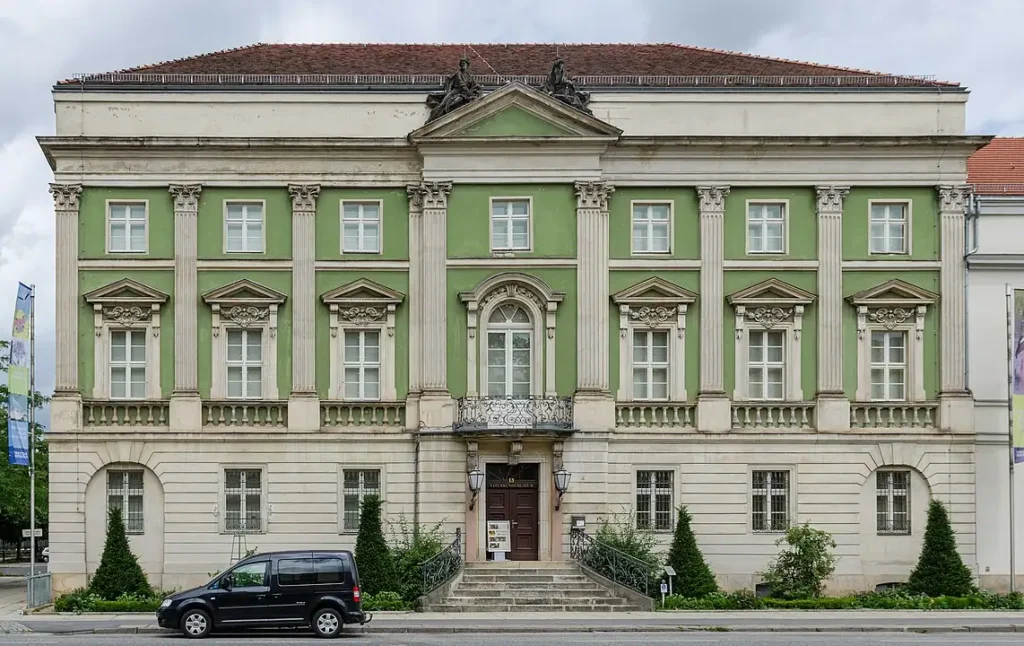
[169,184,202,431]
[574,180,614,393]
[696,186,730,432]
[815,186,851,432]
[288,184,321,431]
[937,184,973,433]
[50,183,83,433]
[419,181,453,427]
[406,185,426,429]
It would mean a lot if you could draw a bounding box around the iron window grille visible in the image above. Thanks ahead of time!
[343,469,381,532]
[107,470,144,534]
[876,470,911,534]
[752,470,790,532]
[225,469,263,533]
[636,470,673,531]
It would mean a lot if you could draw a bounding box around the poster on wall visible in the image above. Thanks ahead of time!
[487,520,511,553]
[1012,289,1024,463]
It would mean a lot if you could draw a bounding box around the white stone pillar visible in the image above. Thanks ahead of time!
[938,184,973,433]
[573,181,615,432]
[405,184,426,429]
[288,184,321,431]
[169,184,202,431]
[696,186,731,432]
[815,186,851,432]
[419,181,454,427]
[50,183,83,433]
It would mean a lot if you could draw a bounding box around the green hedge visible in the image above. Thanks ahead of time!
[361,591,409,611]
[660,589,1024,611]
[54,589,163,613]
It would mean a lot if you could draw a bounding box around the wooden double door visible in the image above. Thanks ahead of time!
[485,463,539,561]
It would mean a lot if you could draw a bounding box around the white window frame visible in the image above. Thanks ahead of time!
[630,200,673,255]
[634,468,676,533]
[869,330,908,402]
[106,200,149,254]
[226,328,265,400]
[219,466,268,535]
[340,199,383,255]
[343,329,382,401]
[876,469,911,535]
[750,467,793,533]
[868,200,912,255]
[489,197,533,253]
[630,329,671,402]
[223,200,266,254]
[746,329,786,401]
[106,468,145,535]
[484,306,534,397]
[340,467,384,533]
[109,328,148,401]
[745,199,788,255]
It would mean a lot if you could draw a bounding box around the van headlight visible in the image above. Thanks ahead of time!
[159,598,173,609]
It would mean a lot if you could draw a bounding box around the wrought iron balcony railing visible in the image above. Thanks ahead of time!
[454,396,574,432]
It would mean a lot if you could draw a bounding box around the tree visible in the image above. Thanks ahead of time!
[906,499,975,597]
[760,524,837,599]
[354,494,395,595]
[88,506,153,600]
[665,505,718,598]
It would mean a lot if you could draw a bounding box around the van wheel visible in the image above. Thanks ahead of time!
[312,607,342,638]
[180,609,212,639]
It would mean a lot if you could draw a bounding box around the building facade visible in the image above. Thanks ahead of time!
[39,44,989,594]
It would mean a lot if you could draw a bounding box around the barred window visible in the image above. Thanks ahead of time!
[107,470,144,534]
[636,470,673,531]
[225,469,263,533]
[343,469,381,532]
[752,470,790,532]
[877,470,911,535]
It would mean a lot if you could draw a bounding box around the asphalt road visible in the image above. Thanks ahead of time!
[5,634,1024,645]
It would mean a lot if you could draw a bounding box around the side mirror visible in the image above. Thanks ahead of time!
[221,575,233,591]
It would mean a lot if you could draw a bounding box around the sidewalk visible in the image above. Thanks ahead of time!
[6,610,1024,635]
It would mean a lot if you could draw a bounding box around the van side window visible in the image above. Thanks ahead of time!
[278,558,315,586]
[313,557,346,584]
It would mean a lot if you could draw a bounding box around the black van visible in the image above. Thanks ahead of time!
[156,550,366,639]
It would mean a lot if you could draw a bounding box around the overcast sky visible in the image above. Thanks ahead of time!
[0,0,1021,407]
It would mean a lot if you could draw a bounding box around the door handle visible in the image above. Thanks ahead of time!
[272,593,283,599]
[512,520,518,527]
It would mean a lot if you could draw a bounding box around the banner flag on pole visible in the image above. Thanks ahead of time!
[7,283,32,466]
[1013,289,1024,463]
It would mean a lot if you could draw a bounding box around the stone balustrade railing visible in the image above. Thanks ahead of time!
[615,403,695,428]
[732,402,815,429]
[321,401,406,428]
[850,402,939,429]
[203,401,288,428]
[83,399,169,427]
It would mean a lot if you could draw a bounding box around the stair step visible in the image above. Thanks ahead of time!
[448,596,628,606]
[459,574,591,584]
[455,582,607,592]
[428,603,644,612]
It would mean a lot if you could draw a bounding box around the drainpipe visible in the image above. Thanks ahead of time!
[964,191,980,391]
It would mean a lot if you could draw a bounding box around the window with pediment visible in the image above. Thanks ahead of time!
[729,279,815,402]
[83,279,168,400]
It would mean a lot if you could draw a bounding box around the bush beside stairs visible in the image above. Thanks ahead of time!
[423,561,649,612]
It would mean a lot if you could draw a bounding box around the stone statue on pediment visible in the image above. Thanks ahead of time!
[541,59,591,115]
[426,56,483,122]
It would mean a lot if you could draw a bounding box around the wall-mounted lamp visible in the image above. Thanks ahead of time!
[553,467,571,510]
[468,468,484,510]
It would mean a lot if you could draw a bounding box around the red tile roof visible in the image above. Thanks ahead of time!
[62,43,952,88]
[969,138,1024,195]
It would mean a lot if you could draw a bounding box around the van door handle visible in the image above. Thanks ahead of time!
[272,593,283,599]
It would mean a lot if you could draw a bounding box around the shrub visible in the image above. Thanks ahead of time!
[591,512,662,596]
[87,507,153,601]
[362,591,408,611]
[759,524,837,599]
[665,505,718,598]
[54,589,164,613]
[906,499,976,597]
[354,494,395,596]
[389,517,446,602]
[658,589,1024,611]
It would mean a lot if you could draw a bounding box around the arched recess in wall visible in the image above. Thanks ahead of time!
[858,463,932,584]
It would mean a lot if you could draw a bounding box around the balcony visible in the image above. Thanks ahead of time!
[321,401,406,428]
[732,402,815,430]
[850,402,939,429]
[453,396,574,434]
[202,401,288,428]
[83,399,169,428]
[616,402,695,429]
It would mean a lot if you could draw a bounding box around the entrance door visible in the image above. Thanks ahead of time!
[485,463,539,561]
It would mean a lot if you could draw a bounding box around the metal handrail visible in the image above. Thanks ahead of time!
[569,527,657,597]
[420,528,462,595]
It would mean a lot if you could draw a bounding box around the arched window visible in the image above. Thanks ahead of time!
[486,304,532,397]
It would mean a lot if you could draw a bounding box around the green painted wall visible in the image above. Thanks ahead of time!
[315,271,410,399]
[843,188,939,260]
[447,185,577,258]
[609,188,700,260]
[724,188,817,260]
[316,188,409,261]
[78,271,175,397]
[462,106,572,137]
[722,271,819,398]
[447,268,576,396]
[608,271,700,398]
[842,270,940,400]
[197,271,292,398]
[79,188,174,259]
[197,188,292,259]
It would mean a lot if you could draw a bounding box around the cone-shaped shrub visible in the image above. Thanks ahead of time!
[88,507,153,600]
[354,494,395,595]
[665,505,719,598]
[906,499,975,597]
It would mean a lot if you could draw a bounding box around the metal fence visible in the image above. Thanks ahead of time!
[26,572,51,609]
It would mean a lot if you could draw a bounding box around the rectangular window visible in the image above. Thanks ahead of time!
[343,330,380,400]
[748,330,785,401]
[225,468,263,533]
[108,203,147,253]
[313,557,347,584]
[491,199,530,251]
[877,470,911,535]
[632,330,669,400]
[636,470,673,531]
[107,470,144,534]
[870,203,908,254]
[631,203,671,254]
[752,470,790,532]
[342,202,381,253]
[226,329,263,399]
[225,202,264,253]
[278,558,315,586]
[486,329,532,397]
[747,202,785,254]
[110,330,146,400]
[343,469,381,532]
[870,331,906,401]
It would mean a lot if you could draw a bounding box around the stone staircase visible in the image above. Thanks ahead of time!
[425,561,650,612]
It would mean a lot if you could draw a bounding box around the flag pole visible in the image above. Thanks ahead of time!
[1007,283,1016,593]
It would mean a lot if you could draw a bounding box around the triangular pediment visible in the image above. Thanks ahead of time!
[847,279,938,306]
[83,278,169,305]
[409,82,622,141]
[202,279,286,305]
[728,278,816,306]
[321,278,405,305]
[612,277,697,306]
